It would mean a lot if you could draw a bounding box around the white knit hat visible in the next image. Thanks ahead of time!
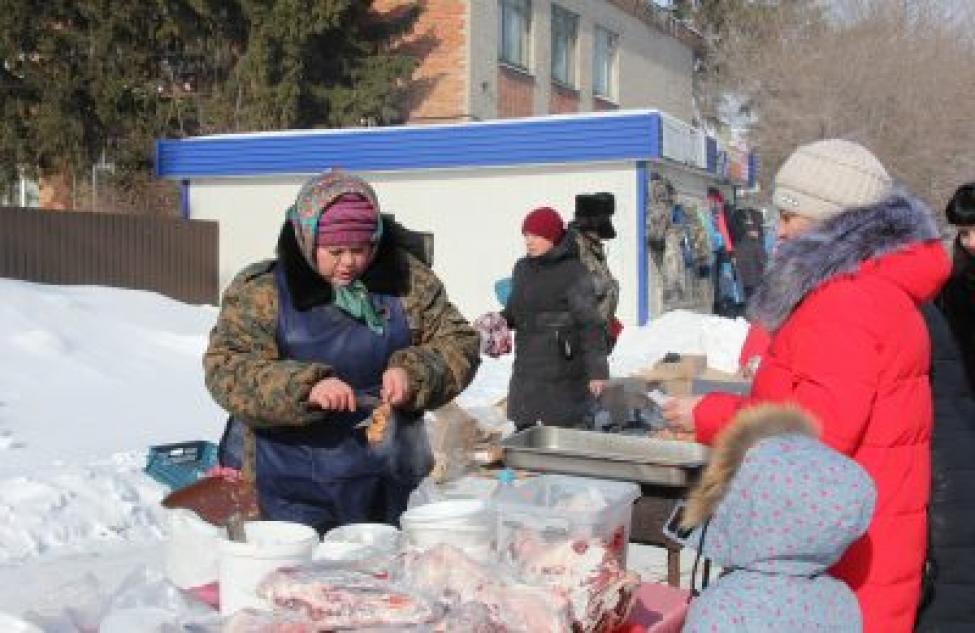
[772,139,893,222]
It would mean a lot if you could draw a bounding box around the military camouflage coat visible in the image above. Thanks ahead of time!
[204,217,480,480]
[573,229,620,325]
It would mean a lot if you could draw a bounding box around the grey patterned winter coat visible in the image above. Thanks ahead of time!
[682,406,876,632]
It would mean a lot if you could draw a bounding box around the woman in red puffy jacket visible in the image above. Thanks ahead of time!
[664,139,951,633]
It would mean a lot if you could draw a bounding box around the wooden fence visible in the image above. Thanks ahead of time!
[0,207,219,305]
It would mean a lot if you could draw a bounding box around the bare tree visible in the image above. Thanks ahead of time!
[702,0,975,211]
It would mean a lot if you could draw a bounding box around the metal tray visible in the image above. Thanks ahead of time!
[501,426,708,487]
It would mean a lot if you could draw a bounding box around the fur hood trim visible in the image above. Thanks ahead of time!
[682,405,817,530]
[748,189,939,331]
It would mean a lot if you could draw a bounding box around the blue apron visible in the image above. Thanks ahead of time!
[247,265,431,533]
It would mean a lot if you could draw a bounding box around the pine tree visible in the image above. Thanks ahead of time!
[0,1,420,208]
[214,0,419,131]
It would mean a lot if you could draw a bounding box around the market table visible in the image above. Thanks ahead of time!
[628,484,686,587]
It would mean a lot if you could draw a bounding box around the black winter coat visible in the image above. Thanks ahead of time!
[729,208,767,295]
[503,236,609,429]
[937,238,975,391]
[915,302,975,632]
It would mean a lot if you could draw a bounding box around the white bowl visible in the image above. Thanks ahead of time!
[314,541,371,561]
[322,523,401,552]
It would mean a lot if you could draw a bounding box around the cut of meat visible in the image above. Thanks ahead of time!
[257,567,439,630]
[366,403,391,445]
[404,544,573,633]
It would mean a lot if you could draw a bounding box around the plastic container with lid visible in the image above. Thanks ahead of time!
[492,474,640,565]
[400,499,496,561]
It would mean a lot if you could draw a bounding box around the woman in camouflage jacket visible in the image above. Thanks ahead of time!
[203,170,480,533]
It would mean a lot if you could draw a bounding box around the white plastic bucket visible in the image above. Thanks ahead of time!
[164,508,225,589]
[400,500,495,561]
[218,520,318,616]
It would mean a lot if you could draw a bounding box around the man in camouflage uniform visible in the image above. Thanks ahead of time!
[203,170,480,532]
[570,193,621,347]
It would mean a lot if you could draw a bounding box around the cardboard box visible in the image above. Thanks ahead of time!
[631,354,707,382]
[632,358,750,397]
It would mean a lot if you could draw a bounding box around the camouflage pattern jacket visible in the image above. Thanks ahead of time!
[574,229,619,325]
[204,222,480,477]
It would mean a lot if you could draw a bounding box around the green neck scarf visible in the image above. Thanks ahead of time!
[334,280,385,335]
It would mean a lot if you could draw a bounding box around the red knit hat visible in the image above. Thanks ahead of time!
[316,193,379,247]
[521,207,565,243]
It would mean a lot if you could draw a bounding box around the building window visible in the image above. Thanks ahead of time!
[551,5,578,87]
[593,26,619,101]
[500,0,531,70]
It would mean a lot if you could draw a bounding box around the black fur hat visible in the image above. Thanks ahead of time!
[946,183,975,227]
[574,192,616,239]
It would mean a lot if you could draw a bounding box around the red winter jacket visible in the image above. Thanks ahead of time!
[693,195,950,633]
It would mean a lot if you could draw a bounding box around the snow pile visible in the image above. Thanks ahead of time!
[610,309,749,375]
[0,279,226,576]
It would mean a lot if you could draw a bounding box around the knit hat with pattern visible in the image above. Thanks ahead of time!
[316,193,379,247]
[287,170,382,268]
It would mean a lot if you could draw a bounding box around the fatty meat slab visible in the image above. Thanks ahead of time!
[506,531,640,632]
[256,567,440,630]
[404,544,574,632]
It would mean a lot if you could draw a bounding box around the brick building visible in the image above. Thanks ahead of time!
[375,0,702,124]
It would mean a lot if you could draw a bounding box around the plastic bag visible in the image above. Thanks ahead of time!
[23,566,220,633]
[257,563,442,630]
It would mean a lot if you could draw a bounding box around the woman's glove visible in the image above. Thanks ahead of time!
[473,311,512,358]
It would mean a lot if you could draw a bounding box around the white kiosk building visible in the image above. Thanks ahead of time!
[156,111,753,323]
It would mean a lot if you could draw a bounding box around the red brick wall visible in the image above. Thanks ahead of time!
[374,0,468,123]
[593,96,620,112]
[549,84,579,115]
[497,66,535,118]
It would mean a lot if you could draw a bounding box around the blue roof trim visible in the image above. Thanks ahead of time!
[155,112,663,178]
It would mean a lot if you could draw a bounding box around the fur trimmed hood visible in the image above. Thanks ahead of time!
[749,189,941,331]
[682,405,817,529]
[682,405,875,576]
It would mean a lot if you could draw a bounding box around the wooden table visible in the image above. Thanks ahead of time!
[628,484,686,587]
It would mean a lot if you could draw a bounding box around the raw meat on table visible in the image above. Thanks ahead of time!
[257,567,439,630]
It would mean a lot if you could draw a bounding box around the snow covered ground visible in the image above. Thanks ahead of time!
[0,278,747,624]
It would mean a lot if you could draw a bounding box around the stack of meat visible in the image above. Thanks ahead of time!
[507,531,639,632]
[405,535,639,633]
[221,536,637,632]
[404,544,573,632]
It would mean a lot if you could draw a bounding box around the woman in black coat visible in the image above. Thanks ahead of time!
[915,303,975,631]
[937,183,975,389]
[916,183,975,631]
[503,207,609,429]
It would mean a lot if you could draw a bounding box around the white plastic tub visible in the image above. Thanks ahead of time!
[218,521,318,615]
[400,499,495,561]
[164,508,225,589]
